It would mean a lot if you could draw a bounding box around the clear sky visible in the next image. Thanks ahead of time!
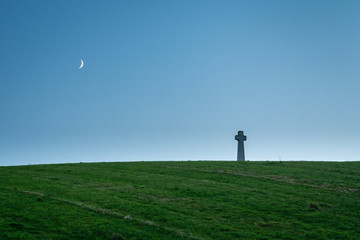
[1,0,359,165]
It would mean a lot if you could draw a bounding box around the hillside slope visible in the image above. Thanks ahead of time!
[1,161,359,239]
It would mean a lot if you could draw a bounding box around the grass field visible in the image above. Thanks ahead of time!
[0,161,359,239]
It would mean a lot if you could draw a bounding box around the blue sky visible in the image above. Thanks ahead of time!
[1,0,359,165]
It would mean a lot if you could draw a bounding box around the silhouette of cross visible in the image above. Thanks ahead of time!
[235,131,247,161]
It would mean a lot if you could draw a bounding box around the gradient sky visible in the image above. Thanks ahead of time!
[1,0,359,165]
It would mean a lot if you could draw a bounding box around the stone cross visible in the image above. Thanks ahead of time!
[235,131,247,161]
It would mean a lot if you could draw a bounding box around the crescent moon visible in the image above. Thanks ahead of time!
[79,59,84,69]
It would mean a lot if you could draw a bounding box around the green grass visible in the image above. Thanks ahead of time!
[1,161,359,239]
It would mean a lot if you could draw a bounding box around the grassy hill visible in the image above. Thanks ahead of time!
[0,161,359,240]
